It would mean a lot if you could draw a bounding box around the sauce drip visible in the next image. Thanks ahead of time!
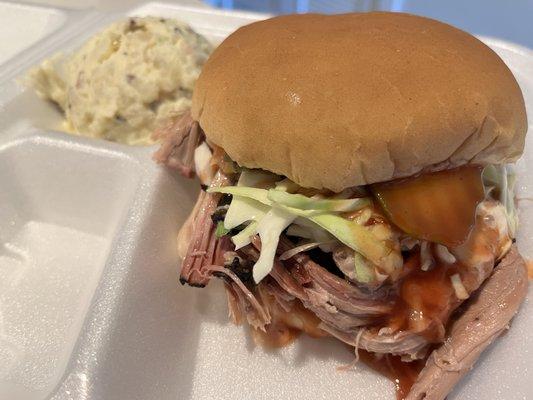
[255,315,426,399]
[358,349,425,400]
[388,250,460,342]
[253,295,428,399]
[252,321,302,348]
[252,297,327,348]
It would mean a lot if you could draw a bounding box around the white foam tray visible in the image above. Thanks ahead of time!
[0,2,531,399]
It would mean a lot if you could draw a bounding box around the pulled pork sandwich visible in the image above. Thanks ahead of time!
[153,12,529,400]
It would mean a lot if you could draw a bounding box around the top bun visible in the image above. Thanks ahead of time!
[192,12,527,191]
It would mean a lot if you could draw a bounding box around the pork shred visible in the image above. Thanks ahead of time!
[178,170,232,287]
[152,111,203,177]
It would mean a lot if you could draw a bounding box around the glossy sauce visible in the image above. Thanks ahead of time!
[254,292,427,399]
[388,250,460,342]
[252,297,327,348]
[371,167,508,299]
[358,350,425,400]
[253,294,430,399]
[254,311,425,400]
[252,320,302,348]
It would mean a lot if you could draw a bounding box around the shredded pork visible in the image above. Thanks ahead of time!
[152,111,203,177]
[153,115,527,399]
[178,189,219,287]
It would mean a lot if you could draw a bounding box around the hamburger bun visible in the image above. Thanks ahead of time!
[192,12,527,191]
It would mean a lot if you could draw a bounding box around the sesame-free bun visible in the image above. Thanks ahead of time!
[192,12,527,191]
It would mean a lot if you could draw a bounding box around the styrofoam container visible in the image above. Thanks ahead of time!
[0,2,531,399]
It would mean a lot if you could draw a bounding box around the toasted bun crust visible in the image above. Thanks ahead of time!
[192,12,527,191]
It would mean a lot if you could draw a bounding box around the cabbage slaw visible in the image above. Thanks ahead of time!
[208,169,400,283]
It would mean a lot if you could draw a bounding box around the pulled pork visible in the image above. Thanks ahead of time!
[152,111,203,177]
[154,114,527,399]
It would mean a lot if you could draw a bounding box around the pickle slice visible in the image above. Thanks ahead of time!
[372,165,484,247]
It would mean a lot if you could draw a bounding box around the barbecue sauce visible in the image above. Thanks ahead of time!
[357,350,425,400]
[254,316,425,399]
[388,251,460,342]
[252,298,327,348]
[253,292,427,398]
[252,321,302,348]
[253,296,429,399]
